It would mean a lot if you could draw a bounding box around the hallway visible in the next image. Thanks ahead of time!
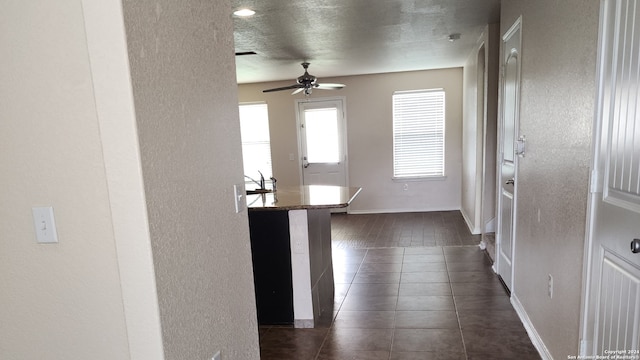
[258,212,540,359]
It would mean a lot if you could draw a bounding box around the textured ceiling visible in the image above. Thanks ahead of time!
[232,0,501,84]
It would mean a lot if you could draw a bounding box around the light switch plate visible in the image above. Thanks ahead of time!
[32,206,59,243]
[233,184,246,213]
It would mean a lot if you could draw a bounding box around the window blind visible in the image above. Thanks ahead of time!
[392,89,445,178]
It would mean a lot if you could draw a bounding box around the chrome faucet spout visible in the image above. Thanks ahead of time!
[270,177,277,191]
[244,174,263,189]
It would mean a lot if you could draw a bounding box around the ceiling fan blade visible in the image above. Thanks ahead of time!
[315,83,346,90]
[291,88,306,95]
[262,84,303,93]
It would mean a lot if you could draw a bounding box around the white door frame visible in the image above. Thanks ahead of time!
[295,96,349,188]
[579,0,607,352]
[495,16,523,293]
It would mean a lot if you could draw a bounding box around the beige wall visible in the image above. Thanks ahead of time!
[501,1,599,358]
[238,68,463,213]
[1,1,259,359]
[0,1,133,358]
[122,0,260,359]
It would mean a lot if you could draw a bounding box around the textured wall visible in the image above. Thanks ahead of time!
[0,1,131,358]
[122,1,260,359]
[238,68,464,213]
[500,1,599,358]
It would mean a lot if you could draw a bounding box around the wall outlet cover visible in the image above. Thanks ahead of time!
[32,206,59,244]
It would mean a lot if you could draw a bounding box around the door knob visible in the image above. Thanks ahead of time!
[505,179,515,185]
[632,239,640,254]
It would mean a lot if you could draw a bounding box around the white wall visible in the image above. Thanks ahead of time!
[238,68,463,214]
[500,1,599,358]
[122,1,260,359]
[0,1,138,358]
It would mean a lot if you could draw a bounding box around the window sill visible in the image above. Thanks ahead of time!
[392,176,447,182]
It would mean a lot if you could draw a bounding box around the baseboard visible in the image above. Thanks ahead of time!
[511,294,553,360]
[460,208,481,235]
[347,206,460,215]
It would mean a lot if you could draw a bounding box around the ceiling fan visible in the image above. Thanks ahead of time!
[262,62,345,95]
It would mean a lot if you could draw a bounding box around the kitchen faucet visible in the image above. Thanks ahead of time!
[245,171,277,192]
[244,171,265,190]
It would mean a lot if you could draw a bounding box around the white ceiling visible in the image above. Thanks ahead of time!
[232,0,501,84]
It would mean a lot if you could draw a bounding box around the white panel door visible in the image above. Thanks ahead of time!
[583,0,640,355]
[297,98,347,187]
[496,18,522,293]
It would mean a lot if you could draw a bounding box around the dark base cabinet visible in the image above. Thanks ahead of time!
[248,211,294,325]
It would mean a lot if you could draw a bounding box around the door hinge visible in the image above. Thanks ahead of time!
[589,169,601,194]
[579,339,589,355]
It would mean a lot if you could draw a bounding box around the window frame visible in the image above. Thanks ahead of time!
[392,88,446,180]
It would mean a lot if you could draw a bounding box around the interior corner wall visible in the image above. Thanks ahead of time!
[461,39,482,234]
[238,68,463,214]
[0,1,132,358]
[82,0,165,358]
[500,1,599,358]
[481,23,500,235]
[121,1,260,359]
[461,25,500,235]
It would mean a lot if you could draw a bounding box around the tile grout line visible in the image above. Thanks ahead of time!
[445,250,470,360]
[387,247,407,360]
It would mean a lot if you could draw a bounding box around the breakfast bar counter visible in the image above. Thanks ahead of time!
[246,185,361,328]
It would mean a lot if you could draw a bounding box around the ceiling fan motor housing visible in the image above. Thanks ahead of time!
[261,62,344,95]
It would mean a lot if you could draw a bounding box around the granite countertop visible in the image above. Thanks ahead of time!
[246,185,362,211]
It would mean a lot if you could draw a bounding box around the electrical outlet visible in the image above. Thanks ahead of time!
[548,274,553,299]
[212,351,221,360]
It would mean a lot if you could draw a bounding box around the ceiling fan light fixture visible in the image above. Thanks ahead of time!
[233,8,255,17]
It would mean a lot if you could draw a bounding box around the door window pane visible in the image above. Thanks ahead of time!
[304,108,340,163]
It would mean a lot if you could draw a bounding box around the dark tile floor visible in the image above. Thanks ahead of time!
[330,211,481,248]
[258,212,541,360]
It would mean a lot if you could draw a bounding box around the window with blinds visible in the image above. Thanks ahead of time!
[392,89,445,178]
[238,103,273,188]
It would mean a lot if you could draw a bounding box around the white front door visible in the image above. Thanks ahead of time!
[582,0,640,355]
[496,18,522,293]
[297,98,347,187]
